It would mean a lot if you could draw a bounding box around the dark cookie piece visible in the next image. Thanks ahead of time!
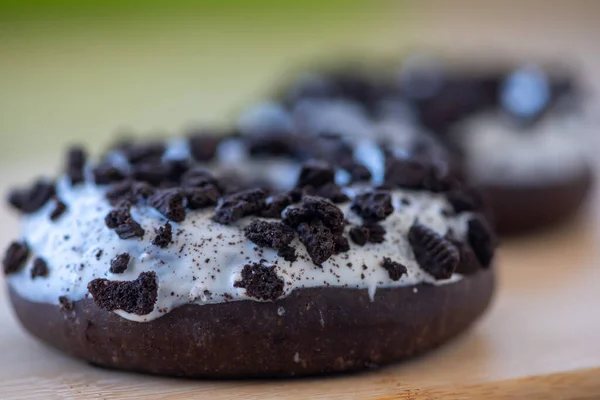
[8,180,56,214]
[281,207,313,228]
[110,253,131,274]
[66,146,87,185]
[351,190,394,222]
[349,226,369,246]
[233,262,284,301]
[296,160,335,188]
[152,222,173,248]
[447,234,480,275]
[260,192,294,219]
[105,203,145,240]
[365,223,386,243]
[296,221,336,265]
[374,183,394,191]
[49,199,67,221]
[120,142,165,164]
[288,187,305,202]
[148,189,186,222]
[106,180,156,205]
[426,167,458,193]
[467,216,495,268]
[282,196,348,264]
[334,72,382,106]
[115,221,145,240]
[334,235,350,254]
[384,158,454,192]
[295,159,348,204]
[88,271,158,315]
[104,205,127,228]
[2,241,29,275]
[384,158,429,189]
[246,132,300,158]
[184,186,220,210]
[188,133,221,162]
[120,181,155,203]
[408,222,459,280]
[58,296,74,311]
[259,188,303,219]
[276,246,298,262]
[446,188,483,213]
[306,183,349,204]
[345,162,372,183]
[31,257,49,279]
[181,168,221,189]
[284,196,345,234]
[93,164,126,185]
[131,162,170,186]
[213,188,267,225]
[311,135,355,164]
[381,257,408,281]
[163,158,191,183]
[106,180,137,204]
[416,76,498,133]
[244,220,295,250]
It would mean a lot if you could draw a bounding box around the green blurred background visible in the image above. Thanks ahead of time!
[0,1,414,161]
[1,0,598,162]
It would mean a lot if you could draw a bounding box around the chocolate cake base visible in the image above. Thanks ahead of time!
[9,267,494,378]
[483,168,594,235]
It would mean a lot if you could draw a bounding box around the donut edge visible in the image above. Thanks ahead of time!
[483,165,594,235]
[8,267,495,378]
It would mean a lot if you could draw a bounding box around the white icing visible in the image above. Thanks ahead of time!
[334,169,352,186]
[216,139,248,164]
[217,157,301,191]
[237,101,294,135]
[163,138,191,162]
[354,139,386,185]
[501,65,550,118]
[373,118,429,151]
[292,99,372,138]
[8,176,469,323]
[104,151,131,174]
[455,112,592,184]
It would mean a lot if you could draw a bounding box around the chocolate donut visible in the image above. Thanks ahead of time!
[422,62,594,234]
[279,58,595,235]
[4,124,496,377]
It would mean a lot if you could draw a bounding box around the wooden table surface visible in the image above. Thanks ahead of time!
[0,161,599,400]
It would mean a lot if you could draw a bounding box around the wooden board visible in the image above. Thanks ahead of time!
[0,161,599,400]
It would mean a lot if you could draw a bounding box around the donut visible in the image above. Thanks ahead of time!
[450,109,594,234]
[3,121,496,377]
[279,57,595,235]
[400,60,594,234]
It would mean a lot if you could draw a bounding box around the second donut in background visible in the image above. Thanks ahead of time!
[257,55,594,235]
